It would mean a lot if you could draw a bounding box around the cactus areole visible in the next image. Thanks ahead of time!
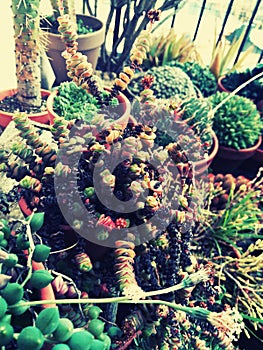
[12,0,42,108]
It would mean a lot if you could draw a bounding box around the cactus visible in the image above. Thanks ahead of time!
[11,0,42,108]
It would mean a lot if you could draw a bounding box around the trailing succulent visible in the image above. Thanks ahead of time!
[0,109,245,349]
[169,60,217,97]
[128,65,196,101]
[208,91,263,150]
[221,63,263,103]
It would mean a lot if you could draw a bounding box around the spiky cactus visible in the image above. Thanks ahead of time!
[11,0,42,108]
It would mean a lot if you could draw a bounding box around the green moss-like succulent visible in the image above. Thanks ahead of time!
[208,91,263,150]
[129,66,196,100]
[169,61,217,97]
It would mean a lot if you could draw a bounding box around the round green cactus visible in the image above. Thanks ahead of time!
[208,92,263,150]
[129,65,196,100]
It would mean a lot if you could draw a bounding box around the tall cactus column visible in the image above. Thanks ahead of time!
[12,0,42,108]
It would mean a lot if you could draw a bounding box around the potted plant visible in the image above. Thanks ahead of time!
[0,0,51,128]
[128,65,197,101]
[170,61,218,97]
[46,8,161,129]
[194,170,263,348]
[42,0,105,85]
[217,63,263,105]
[146,96,219,174]
[208,91,263,173]
[0,108,246,349]
[141,29,202,70]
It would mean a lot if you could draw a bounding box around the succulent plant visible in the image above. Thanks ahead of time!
[220,64,263,104]
[52,81,119,122]
[169,61,217,97]
[142,29,202,69]
[208,91,263,150]
[129,65,196,101]
[11,0,42,109]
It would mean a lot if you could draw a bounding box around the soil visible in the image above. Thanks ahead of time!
[41,16,94,35]
[0,94,47,114]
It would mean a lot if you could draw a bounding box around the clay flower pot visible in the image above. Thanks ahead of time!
[0,88,51,128]
[211,135,262,173]
[193,130,219,174]
[47,88,131,130]
[46,14,105,86]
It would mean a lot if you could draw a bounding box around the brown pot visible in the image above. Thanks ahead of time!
[46,14,105,86]
[252,138,263,163]
[211,135,262,173]
[0,89,51,128]
[193,130,219,174]
[47,88,131,130]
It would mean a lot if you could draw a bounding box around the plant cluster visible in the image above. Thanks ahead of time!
[128,65,196,101]
[221,64,263,103]
[142,29,202,70]
[208,91,263,150]
[169,61,217,97]
[194,170,263,337]
[0,110,246,349]
[52,81,118,122]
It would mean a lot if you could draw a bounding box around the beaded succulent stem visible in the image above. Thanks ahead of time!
[12,0,42,108]
[56,9,160,107]
[13,113,57,165]
[114,239,144,298]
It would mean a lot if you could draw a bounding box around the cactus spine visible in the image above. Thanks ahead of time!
[12,0,42,108]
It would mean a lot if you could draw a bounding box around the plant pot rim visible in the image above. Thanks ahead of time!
[47,87,131,129]
[217,135,262,160]
[46,14,105,39]
[193,129,219,174]
[0,88,51,127]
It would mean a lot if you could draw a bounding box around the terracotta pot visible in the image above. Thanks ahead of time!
[211,135,262,173]
[252,138,263,163]
[46,14,105,86]
[47,88,131,130]
[0,88,51,128]
[193,130,219,174]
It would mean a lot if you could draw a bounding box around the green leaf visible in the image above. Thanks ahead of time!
[32,244,51,262]
[30,270,54,289]
[28,212,44,232]
[35,307,60,335]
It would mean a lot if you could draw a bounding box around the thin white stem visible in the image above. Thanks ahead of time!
[210,71,263,116]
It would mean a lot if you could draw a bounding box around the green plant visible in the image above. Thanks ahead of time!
[173,96,214,147]
[142,29,202,69]
[194,171,263,333]
[209,31,254,79]
[129,65,196,100]
[0,110,246,349]
[208,91,263,150]
[169,61,217,97]
[52,81,118,122]
[221,64,263,104]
